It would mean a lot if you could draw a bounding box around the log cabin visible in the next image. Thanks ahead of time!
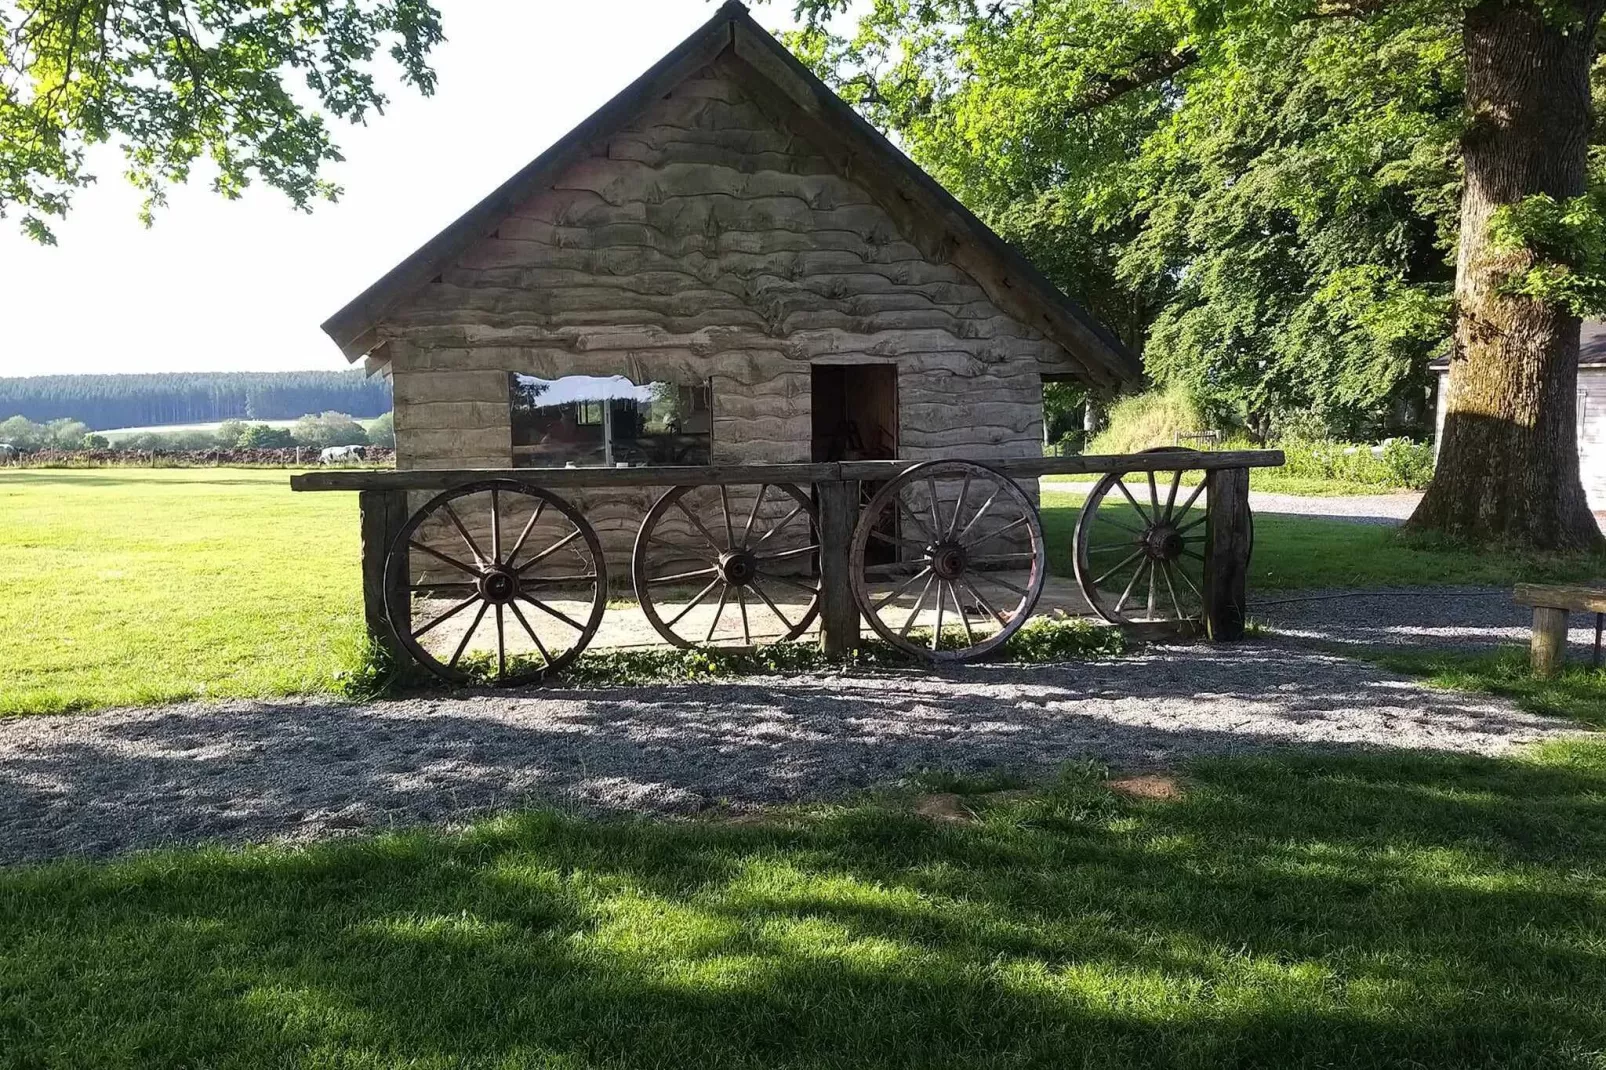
[321,1,1137,561]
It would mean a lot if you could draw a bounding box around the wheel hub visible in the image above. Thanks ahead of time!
[717,550,757,586]
[1143,524,1184,561]
[927,541,969,581]
[477,565,520,605]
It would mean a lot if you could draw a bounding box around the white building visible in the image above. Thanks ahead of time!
[1432,322,1606,513]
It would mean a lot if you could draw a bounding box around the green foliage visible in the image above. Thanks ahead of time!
[80,432,107,449]
[1487,190,1606,316]
[783,0,1462,439]
[1361,646,1606,729]
[1,0,444,242]
[0,415,89,449]
[1273,436,1436,489]
[292,411,369,448]
[234,423,295,449]
[1086,383,1206,454]
[365,410,396,448]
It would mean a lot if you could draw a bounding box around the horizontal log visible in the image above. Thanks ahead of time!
[293,451,1285,492]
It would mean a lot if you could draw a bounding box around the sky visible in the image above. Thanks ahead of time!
[0,0,814,378]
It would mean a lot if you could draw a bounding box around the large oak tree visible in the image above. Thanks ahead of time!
[1,0,443,243]
[784,0,1606,550]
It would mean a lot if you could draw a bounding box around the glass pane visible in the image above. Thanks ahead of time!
[510,374,711,468]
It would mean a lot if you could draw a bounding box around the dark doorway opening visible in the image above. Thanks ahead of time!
[812,363,900,564]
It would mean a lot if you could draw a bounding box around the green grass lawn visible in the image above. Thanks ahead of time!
[2,470,1601,716]
[1041,489,1605,591]
[0,468,366,715]
[3,740,1604,1068]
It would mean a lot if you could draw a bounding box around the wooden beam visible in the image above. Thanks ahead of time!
[359,489,410,664]
[1203,467,1252,641]
[1515,583,1606,614]
[1530,606,1569,678]
[816,479,861,655]
[292,451,1285,493]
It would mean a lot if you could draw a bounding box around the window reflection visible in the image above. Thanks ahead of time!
[509,373,712,468]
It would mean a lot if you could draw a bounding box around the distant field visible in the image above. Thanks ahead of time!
[0,469,364,715]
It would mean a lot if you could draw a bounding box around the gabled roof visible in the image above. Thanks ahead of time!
[321,0,1138,387]
[1431,320,1606,370]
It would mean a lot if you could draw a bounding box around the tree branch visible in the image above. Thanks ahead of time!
[1066,45,1199,117]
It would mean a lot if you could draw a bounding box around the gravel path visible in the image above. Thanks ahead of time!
[0,643,1579,866]
[1254,585,1604,654]
[1042,478,1421,525]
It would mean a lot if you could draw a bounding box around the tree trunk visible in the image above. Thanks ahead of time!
[1406,0,1605,550]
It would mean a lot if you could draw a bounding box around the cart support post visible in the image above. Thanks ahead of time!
[359,488,409,662]
[1203,467,1251,641]
[817,479,861,655]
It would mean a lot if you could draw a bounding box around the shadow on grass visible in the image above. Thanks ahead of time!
[1355,644,1606,729]
[3,744,1605,1068]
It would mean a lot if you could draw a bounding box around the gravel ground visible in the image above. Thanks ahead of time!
[0,643,1579,866]
[1254,585,1604,654]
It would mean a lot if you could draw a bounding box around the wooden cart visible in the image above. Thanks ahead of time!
[293,449,1282,684]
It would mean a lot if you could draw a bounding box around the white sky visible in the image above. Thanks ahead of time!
[0,0,813,378]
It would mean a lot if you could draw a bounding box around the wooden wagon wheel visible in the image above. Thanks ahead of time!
[383,479,607,685]
[850,460,1046,661]
[632,483,821,648]
[1073,447,1215,628]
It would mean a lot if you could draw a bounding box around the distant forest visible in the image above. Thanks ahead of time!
[0,371,392,429]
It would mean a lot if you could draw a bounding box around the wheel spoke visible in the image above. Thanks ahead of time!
[495,603,507,679]
[1182,548,1205,562]
[1113,479,1153,526]
[963,513,1030,549]
[673,497,725,553]
[491,488,502,564]
[517,593,587,633]
[523,573,599,586]
[965,551,1037,566]
[647,532,716,564]
[504,499,546,568]
[925,476,944,542]
[1114,560,1148,614]
[1174,560,1206,604]
[956,575,1008,626]
[409,540,482,579]
[507,598,552,666]
[1147,560,1158,619]
[666,578,723,628]
[868,528,932,551]
[705,584,731,643]
[753,504,807,547]
[442,502,488,566]
[872,565,932,612]
[1172,479,1208,524]
[1147,471,1161,522]
[448,600,490,670]
[1092,547,1145,588]
[951,582,976,646]
[647,566,719,586]
[1160,561,1185,621]
[1162,471,1181,523]
[1177,513,1209,536]
[931,578,946,651]
[719,485,735,550]
[899,572,937,639]
[756,570,819,597]
[736,587,752,645]
[514,528,582,574]
[945,470,972,540]
[955,488,1001,543]
[748,578,796,634]
[755,543,820,562]
[896,497,935,543]
[412,593,480,640]
[863,560,931,579]
[1087,541,1143,556]
[974,569,1028,599]
[741,485,768,546]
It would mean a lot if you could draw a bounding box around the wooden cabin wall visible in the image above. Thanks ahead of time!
[377,56,1065,568]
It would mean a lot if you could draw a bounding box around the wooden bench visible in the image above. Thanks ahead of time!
[1513,584,1606,676]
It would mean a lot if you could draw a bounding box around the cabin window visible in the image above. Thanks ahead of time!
[509,373,712,468]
